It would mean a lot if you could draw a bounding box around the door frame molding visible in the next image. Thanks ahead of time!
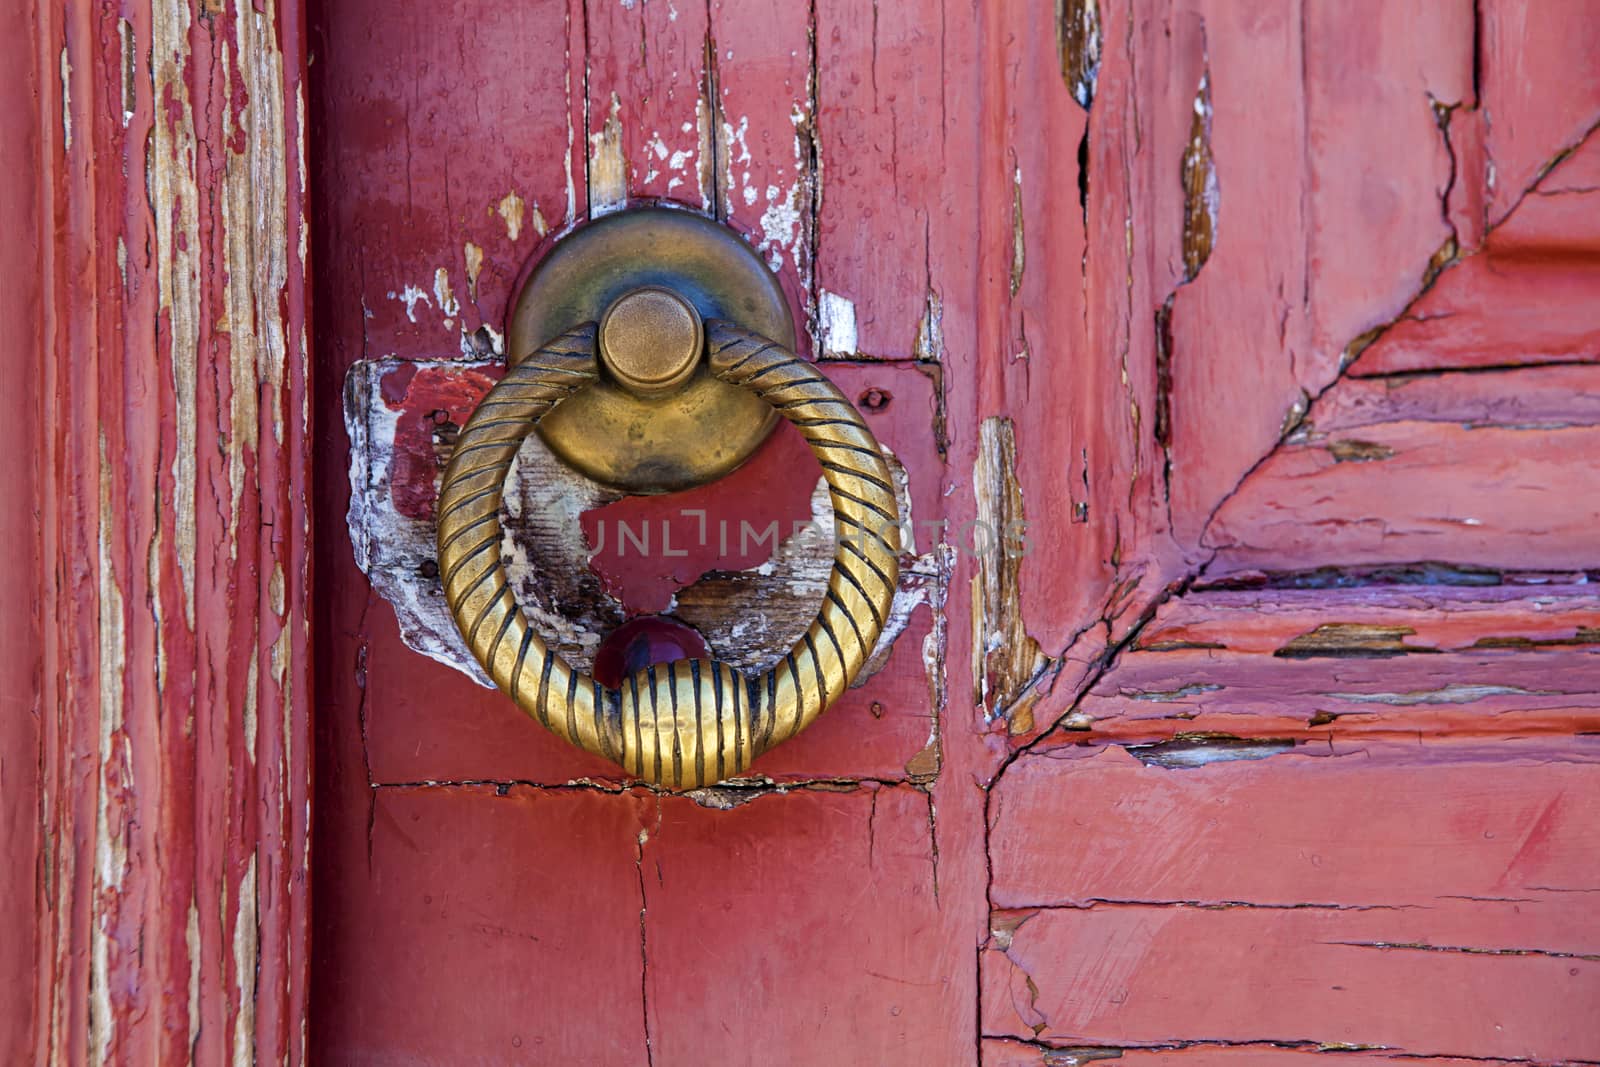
[5,2,313,1061]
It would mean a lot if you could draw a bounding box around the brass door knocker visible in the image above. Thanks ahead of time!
[435,208,901,788]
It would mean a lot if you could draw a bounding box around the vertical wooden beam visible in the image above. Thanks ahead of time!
[0,0,43,1061]
[13,1,312,1062]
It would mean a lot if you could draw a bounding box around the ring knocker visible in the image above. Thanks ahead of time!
[435,208,901,789]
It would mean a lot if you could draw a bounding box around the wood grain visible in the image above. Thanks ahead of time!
[0,0,43,1060]
[1478,0,1600,228]
[1205,366,1600,578]
[1353,133,1600,376]
[12,1,313,1063]
[303,0,1600,1060]
[985,743,1600,1060]
[315,785,655,1065]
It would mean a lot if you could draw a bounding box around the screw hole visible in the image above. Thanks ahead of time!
[859,387,892,413]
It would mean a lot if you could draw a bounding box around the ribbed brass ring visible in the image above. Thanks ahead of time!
[435,320,902,788]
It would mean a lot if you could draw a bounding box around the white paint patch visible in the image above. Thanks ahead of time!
[721,102,814,287]
[344,359,623,684]
[433,268,460,324]
[916,288,945,362]
[390,285,431,323]
[819,290,858,357]
[1327,683,1544,706]
[60,46,72,150]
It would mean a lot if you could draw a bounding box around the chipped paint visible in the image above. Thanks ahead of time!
[1010,164,1024,297]
[819,290,858,357]
[915,289,945,362]
[220,0,295,537]
[972,418,1048,730]
[1127,735,1295,768]
[390,284,431,323]
[59,47,72,150]
[713,99,814,285]
[464,242,484,301]
[563,40,578,222]
[589,92,628,217]
[1181,70,1218,281]
[496,191,526,241]
[695,66,716,212]
[1327,683,1548,706]
[344,359,616,681]
[674,462,938,678]
[91,434,127,1066]
[31,0,313,1060]
[766,105,816,282]
[153,0,201,627]
[433,267,459,322]
[916,543,955,783]
[231,857,258,1064]
[118,20,136,127]
[186,903,201,1053]
[641,129,671,183]
[1056,0,1102,109]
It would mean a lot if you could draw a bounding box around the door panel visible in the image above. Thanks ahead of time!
[310,0,1600,1063]
[986,743,1600,1059]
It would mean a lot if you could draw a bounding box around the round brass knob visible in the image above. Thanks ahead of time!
[598,286,704,396]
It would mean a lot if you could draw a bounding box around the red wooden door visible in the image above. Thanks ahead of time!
[294,0,1600,1064]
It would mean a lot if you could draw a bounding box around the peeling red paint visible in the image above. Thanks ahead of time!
[297,0,1600,1061]
[9,1,313,1063]
[381,363,503,520]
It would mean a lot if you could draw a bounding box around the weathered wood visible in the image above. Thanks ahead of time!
[987,900,1600,1058]
[1478,0,1600,228]
[0,0,43,1061]
[644,786,958,1062]
[317,785,654,1064]
[1353,133,1600,375]
[985,743,1600,1059]
[582,0,709,213]
[1205,366,1600,577]
[983,1041,1513,1065]
[306,0,1600,1061]
[1161,1,1470,552]
[1038,583,1600,748]
[10,1,314,1063]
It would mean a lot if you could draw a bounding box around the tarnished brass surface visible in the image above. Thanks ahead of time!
[435,321,902,789]
[598,287,703,396]
[509,208,794,493]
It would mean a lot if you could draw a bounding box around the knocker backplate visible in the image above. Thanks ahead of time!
[507,207,798,494]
